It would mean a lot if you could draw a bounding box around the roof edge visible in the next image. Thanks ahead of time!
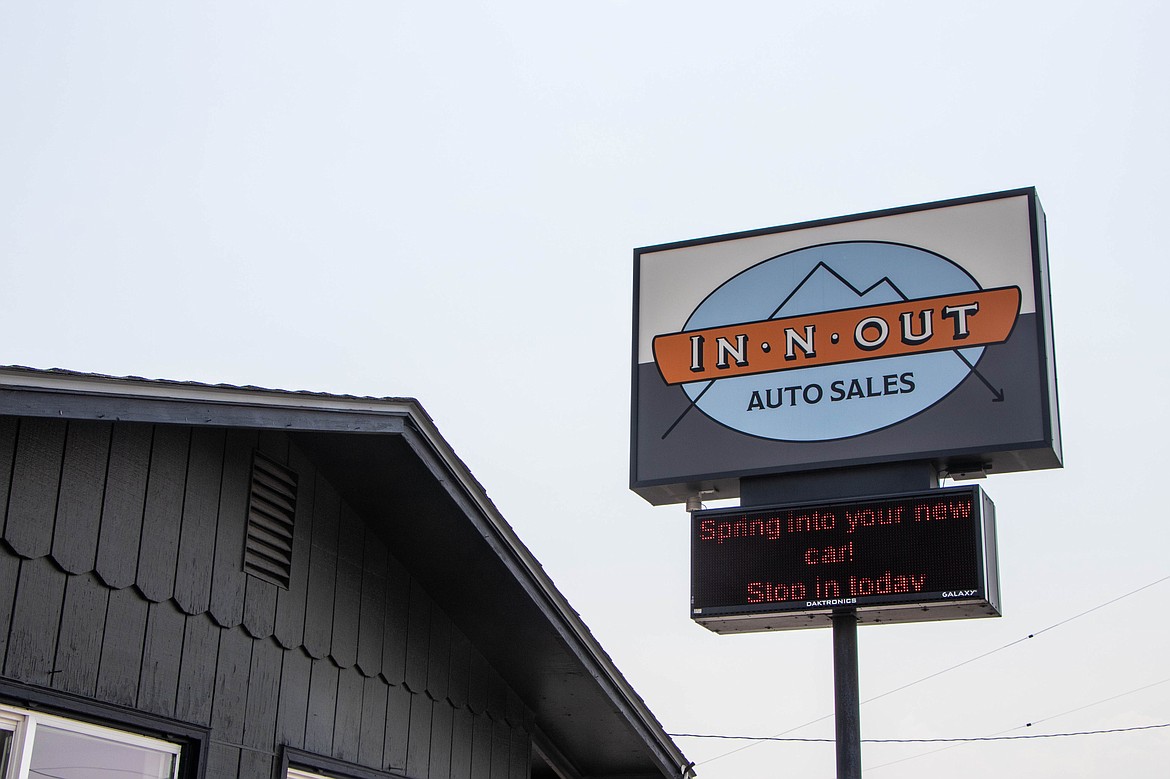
[0,365,689,777]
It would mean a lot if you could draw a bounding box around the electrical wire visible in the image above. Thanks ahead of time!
[670,721,1170,743]
[691,573,1170,766]
[672,676,1170,777]
[1020,676,1170,730]
[861,573,1170,707]
[861,675,1170,772]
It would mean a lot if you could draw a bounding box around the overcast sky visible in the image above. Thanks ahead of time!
[2,3,1168,778]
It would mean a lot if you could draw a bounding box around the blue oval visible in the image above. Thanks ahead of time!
[682,242,983,441]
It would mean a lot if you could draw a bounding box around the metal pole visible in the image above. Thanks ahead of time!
[832,611,861,779]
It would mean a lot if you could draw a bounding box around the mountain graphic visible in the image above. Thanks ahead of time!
[659,249,1006,442]
[660,252,1005,441]
[759,260,1003,403]
[770,261,910,319]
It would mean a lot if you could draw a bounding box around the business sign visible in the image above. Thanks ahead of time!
[632,188,1061,505]
[691,487,999,633]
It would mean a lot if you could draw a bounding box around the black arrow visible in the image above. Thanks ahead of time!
[952,350,1005,402]
[661,380,714,439]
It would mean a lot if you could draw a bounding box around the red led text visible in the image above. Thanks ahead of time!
[698,509,836,544]
[747,581,807,603]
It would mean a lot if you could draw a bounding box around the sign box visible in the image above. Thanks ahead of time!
[691,486,999,633]
[632,189,1061,505]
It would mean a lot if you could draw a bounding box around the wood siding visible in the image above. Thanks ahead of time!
[0,417,533,779]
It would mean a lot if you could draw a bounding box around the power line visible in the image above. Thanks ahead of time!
[670,721,1170,744]
[677,691,1170,775]
[694,573,1170,766]
[1020,676,1170,730]
[861,573,1170,707]
[862,675,1170,772]
[673,675,1170,749]
[1027,573,1170,638]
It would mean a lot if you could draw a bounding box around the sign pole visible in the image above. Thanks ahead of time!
[634,191,1062,777]
[831,611,862,779]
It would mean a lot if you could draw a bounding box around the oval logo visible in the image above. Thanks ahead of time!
[652,242,1019,441]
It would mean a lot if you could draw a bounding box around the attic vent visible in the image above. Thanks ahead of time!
[244,452,298,588]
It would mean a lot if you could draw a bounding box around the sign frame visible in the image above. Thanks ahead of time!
[690,486,1000,633]
[631,188,1061,505]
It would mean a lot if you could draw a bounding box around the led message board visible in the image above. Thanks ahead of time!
[691,487,999,633]
[632,188,1061,505]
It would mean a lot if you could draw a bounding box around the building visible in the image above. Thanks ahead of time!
[0,366,690,779]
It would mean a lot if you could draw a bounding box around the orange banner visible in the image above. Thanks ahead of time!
[653,287,1020,385]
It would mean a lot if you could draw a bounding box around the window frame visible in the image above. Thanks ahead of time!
[288,768,334,779]
[0,703,183,779]
[0,709,25,778]
[0,679,207,779]
[280,746,406,779]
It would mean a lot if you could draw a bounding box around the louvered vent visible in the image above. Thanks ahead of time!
[244,452,297,588]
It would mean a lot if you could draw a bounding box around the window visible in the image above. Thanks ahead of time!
[0,706,180,779]
[280,747,392,779]
[288,769,334,779]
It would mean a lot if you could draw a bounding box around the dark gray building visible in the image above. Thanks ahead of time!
[0,366,690,779]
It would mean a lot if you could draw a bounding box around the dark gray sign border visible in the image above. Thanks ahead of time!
[689,486,1001,633]
[631,188,1061,505]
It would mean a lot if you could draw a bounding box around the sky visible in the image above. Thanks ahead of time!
[2,2,1168,778]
